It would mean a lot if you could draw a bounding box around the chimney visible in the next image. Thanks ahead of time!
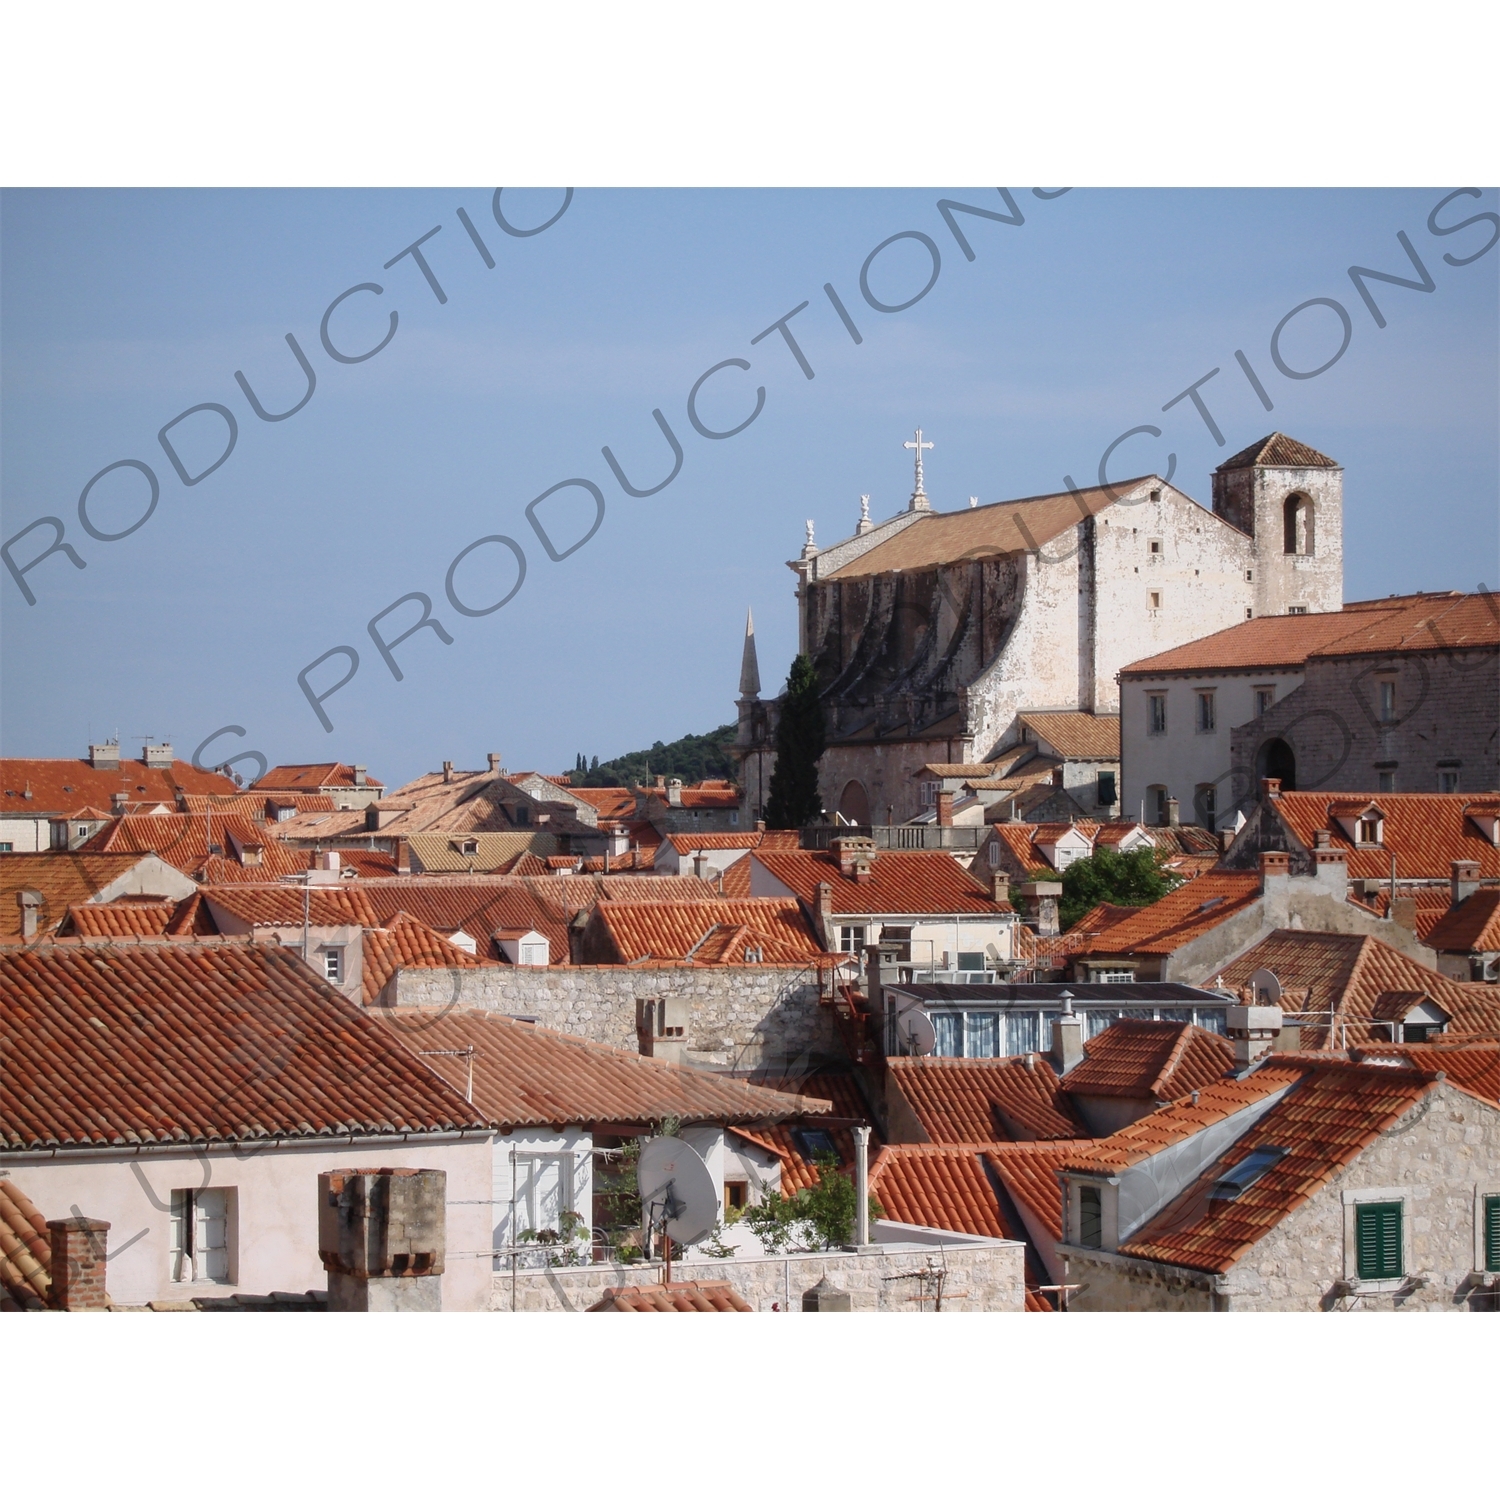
[318,1169,446,1312]
[1451,860,1481,909]
[755,819,766,834]
[1020,881,1062,938]
[142,742,173,769]
[47,1217,111,1310]
[1313,846,1347,900]
[394,837,411,875]
[354,764,368,786]
[832,836,874,882]
[17,889,43,940]
[815,880,834,947]
[1050,992,1085,1075]
[1260,777,1282,800]
[88,742,119,770]
[1259,850,1290,893]
[853,1125,872,1247]
[317,849,341,872]
[692,852,709,882]
[1226,1002,1283,1067]
[667,778,683,806]
[1165,796,1180,828]
[442,761,454,784]
[935,789,954,827]
[1390,895,1417,932]
[801,1275,854,1311]
[1007,802,1024,824]
[111,791,129,814]
[992,873,1010,906]
[655,775,666,790]
[1313,828,1331,849]
[1218,828,1236,854]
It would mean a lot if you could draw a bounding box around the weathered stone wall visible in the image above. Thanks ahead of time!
[384,963,838,1070]
[1229,643,1500,803]
[1066,1248,1218,1311]
[490,1237,1026,1312]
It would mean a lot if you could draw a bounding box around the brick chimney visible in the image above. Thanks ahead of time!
[935,789,954,827]
[831,836,874,882]
[318,1169,446,1312]
[487,753,502,776]
[1451,860,1481,909]
[47,1217,110,1310]
[1259,850,1290,893]
[1260,777,1282,800]
[394,836,411,875]
[442,761,454,784]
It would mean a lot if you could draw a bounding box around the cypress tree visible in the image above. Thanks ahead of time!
[764,654,827,829]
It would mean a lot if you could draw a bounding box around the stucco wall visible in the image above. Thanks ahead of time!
[383,963,838,1070]
[3,1133,494,1310]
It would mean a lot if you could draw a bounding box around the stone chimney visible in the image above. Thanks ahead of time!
[1313,828,1331,849]
[935,789,954,827]
[1021,881,1062,937]
[354,764,368,786]
[1390,895,1417,931]
[667,778,684,807]
[755,819,766,834]
[655,775,666,790]
[319,1168,446,1312]
[394,837,411,875]
[1226,1002,1283,1067]
[442,761,454,784]
[1165,796,1180,828]
[17,888,43,940]
[111,791,129,814]
[1313,846,1347,900]
[1451,860,1481,909]
[864,942,883,1010]
[142,743,173,769]
[992,873,1010,906]
[487,753,502,776]
[1259,849,1290,893]
[88,742,119,770]
[1050,992,1085,1075]
[831,836,875,882]
[47,1217,111,1310]
[802,1275,853,1311]
[692,852,709,881]
[1219,828,1236,854]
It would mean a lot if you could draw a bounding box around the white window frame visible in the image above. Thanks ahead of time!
[838,925,867,954]
[1341,1186,1413,1292]
[169,1186,235,1285]
[1196,691,1216,733]
[322,946,344,983]
[1254,686,1275,717]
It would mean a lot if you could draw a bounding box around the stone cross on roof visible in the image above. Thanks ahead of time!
[905,428,933,511]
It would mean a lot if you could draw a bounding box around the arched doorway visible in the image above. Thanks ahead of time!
[837,779,870,826]
[1257,737,1297,791]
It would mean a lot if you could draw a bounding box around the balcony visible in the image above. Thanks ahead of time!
[801,824,986,852]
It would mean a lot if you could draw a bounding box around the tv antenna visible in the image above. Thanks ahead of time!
[636,1136,719,1277]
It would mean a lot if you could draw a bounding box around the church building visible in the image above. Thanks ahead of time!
[736,432,1343,826]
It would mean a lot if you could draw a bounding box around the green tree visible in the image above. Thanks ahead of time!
[1057,845,1180,931]
[741,1154,883,1252]
[764,654,826,829]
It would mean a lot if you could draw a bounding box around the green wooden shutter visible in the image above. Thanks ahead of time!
[1356,1201,1403,1280]
[1485,1195,1500,1274]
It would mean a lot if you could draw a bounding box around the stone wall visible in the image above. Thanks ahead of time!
[384,963,838,1070]
[490,1236,1026,1312]
[1228,641,1500,804]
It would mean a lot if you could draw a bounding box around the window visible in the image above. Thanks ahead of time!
[1078,1186,1103,1248]
[1255,687,1275,717]
[1096,771,1116,807]
[1095,970,1135,984]
[1209,1145,1288,1200]
[1196,783,1217,825]
[1148,538,1162,556]
[791,1127,839,1164]
[1148,785,1168,825]
[1148,590,1162,611]
[1438,768,1460,794]
[838,925,867,954]
[1245,607,1253,620]
[725,1181,748,1212]
[1377,771,1396,793]
[1486,1195,1500,1273]
[1283,493,1315,555]
[957,952,986,972]
[323,948,343,983]
[933,1013,962,1057]
[1287,605,1308,615]
[1355,1201,1403,1281]
[729,810,738,825]
[965,1012,999,1056]
[1245,569,1253,581]
[459,838,479,856]
[514,806,529,825]
[1196,691,1216,732]
[76,825,88,839]
[921,779,939,806]
[170,1187,231,1284]
[0,843,11,853]
[1378,680,1396,722]
[1147,695,1167,735]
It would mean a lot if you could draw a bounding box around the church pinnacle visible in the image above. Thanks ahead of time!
[738,607,761,699]
[905,427,933,512]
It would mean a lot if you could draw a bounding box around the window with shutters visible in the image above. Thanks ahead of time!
[1355,1200,1403,1281]
[169,1187,233,1284]
[1078,1185,1103,1249]
[1485,1194,1500,1273]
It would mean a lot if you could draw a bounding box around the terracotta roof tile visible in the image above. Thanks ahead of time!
[251,763,385,791]
[984,1142,1076,1245]
[361,912,493,1002]
[0,1178,51,1310]
[589,1280,751,1311]
[0,852,186,941]
[752,848,1009,917]
[1069,872,1261,957]
[406,831,559,873]
[1120,609,1385,675]
[887,1056,1085,1142]
[0,756,238,818]
[725,1069,881,1193]
[64,899,179,938]
[1349,1038,1500,1105]
[370,1007,824,1128]
[202,885,381,928]
[1425,890,1500,953]
[1060,1020,1235,1101]
[0,941,486,1150]
[1272,791,1500,881]
[868,1144,1020,1240]
[1216,433,1339,470]
[1016,712,1121,760]
[1308,591,1499,657]
[78,813,316,882]
[584,898,826,966]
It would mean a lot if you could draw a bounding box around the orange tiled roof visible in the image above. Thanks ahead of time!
[0,1178,52,1311]
[371,1007,824,1128]
[360,912,493,1002]
[1271,791,1500,881]
[752,848,1009,917]
[1308,590,1499,658]
[252,763,385,792]
[1016,712,1120,761]
[0,852,184,941]
[985,1142,1077,1245]
[663,831,799,853]
[179,793,337,817]
[918,764,998,779]
[643,786,741,810]
[1120,1059,1440,1273]
[201,884,381,928]
[1059,1020,1234,1101]
[887,1056,1085,1143]
[565,787,638,819]
[576,849,663,874]
[725,1069,881,1194]
[1068,872,1261,958]
[868,1144,1020,1240]
[589,1280,751,1311]
[585,898,825,966]
[63,899,179,938]
[0,941,485,1150]
[1119,608,1384,675]
[0,756,238,818]
[1216,929,1500,1047]
[1349,1038,1500,1105]
[78,814,315,882]
[1424,889,1500,953]
[1216,432,1339,469]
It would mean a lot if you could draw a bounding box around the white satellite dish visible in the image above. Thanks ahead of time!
[894,1001,937,1057]
[1249,968,1282,1007]
[636,1136,719,1248]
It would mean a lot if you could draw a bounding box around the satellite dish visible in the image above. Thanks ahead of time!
[636,1136,719,1247]
[1249,968,1282,1006]
[894,1001,936,1056]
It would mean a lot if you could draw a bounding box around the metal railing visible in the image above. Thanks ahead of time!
[801,824,986,852]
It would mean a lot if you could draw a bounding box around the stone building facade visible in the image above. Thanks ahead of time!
[736,433,1344,826]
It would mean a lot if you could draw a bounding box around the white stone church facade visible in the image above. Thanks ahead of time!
[736,433,1344,826]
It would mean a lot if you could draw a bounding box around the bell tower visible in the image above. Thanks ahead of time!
[1212,433,1343,616]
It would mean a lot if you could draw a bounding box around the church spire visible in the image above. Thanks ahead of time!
[738,607,761,698]
[905,427,933,512]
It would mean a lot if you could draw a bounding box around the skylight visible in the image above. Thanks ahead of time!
[1209,1144,1288,1200]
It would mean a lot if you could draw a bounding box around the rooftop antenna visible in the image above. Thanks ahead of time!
[636,1136,719,1279]
[419,1046,476,1103]
[893,998,936,1056]
[1248,968,1282,1008]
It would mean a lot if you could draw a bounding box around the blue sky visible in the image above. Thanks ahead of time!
[2,188,1496,788]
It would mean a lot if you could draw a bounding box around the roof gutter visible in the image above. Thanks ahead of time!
[0,1126,492,1163]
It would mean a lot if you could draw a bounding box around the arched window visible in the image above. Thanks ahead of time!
[1282,493,1315,555]
[1256,737,1297,791]
[837,779,870,826]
